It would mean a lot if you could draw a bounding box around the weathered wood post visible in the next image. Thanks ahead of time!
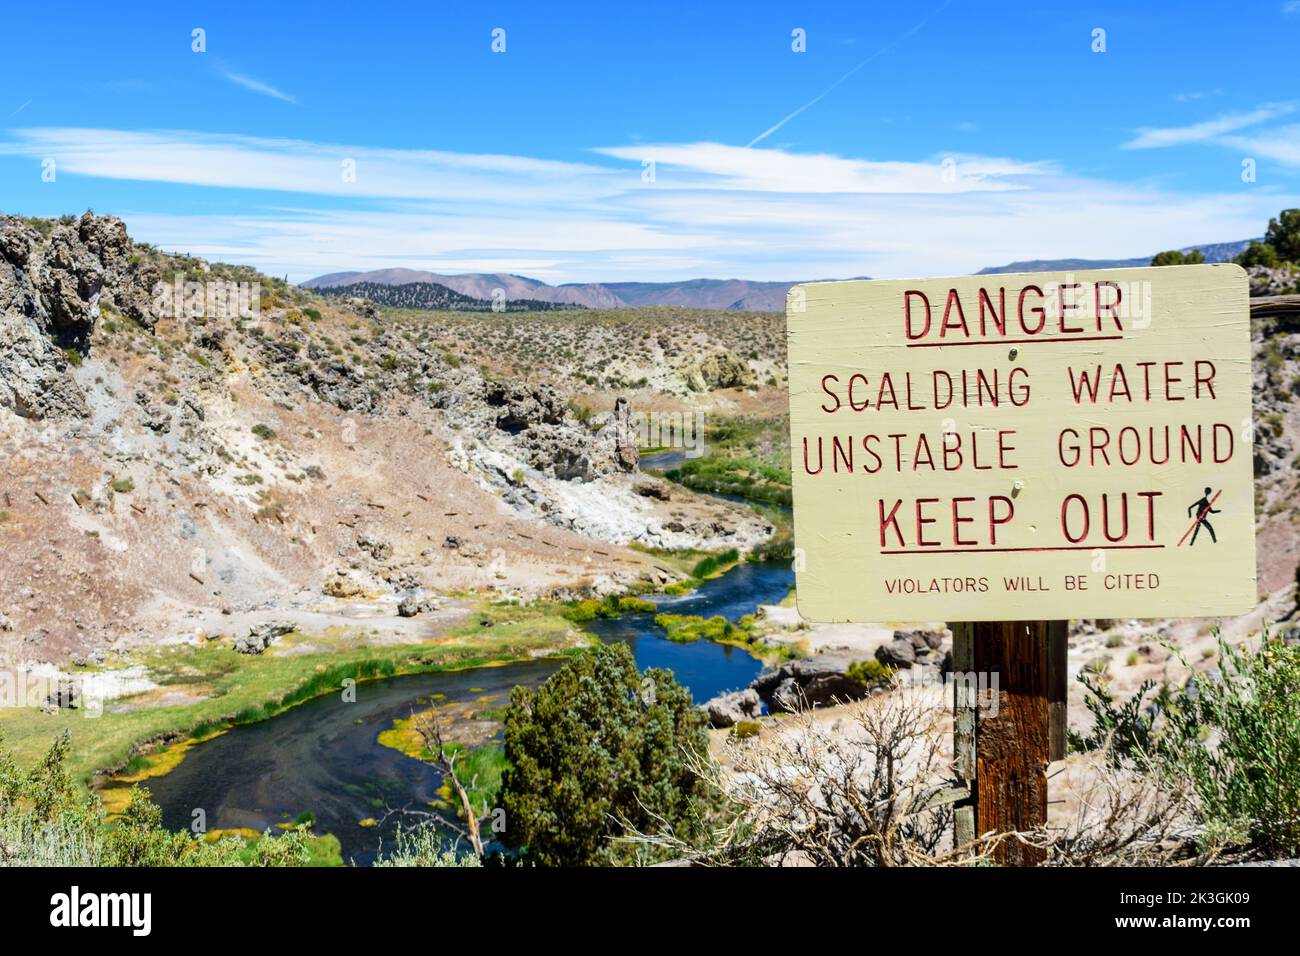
[953,620,1067,865]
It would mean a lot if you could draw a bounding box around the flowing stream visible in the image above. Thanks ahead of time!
[144,559,794,864]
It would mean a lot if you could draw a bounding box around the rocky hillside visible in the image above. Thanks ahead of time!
[0,213,772,666]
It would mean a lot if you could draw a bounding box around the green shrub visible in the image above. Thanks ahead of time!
[110,478,135,494]
[1235,241,1280,269]
[1072,633,1300,858]
[748,527,794,563]
[1151,248,1205,266]
[1264,208,1300,263]
[846,659,895,690]
[375,825,483,867]
[251,423,276,440]
[562,599,602,623]
[500,643,712,865]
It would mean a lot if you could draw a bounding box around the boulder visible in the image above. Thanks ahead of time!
[236,621,293,654]
[703,688,762,728]
[751,653,870,712]
[397,595,419,618]
[875,638,918,669]
[633,476,670,500]
[898,627,946,651]
[324,573,366,598]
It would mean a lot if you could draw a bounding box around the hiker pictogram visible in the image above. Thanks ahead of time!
[1182,487,1221,546]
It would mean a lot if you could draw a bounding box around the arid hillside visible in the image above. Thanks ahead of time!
[3,211,1298,674]
[0,213,774,666]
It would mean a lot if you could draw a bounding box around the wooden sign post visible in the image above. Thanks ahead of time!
[786,265,1255,865]
[952,620,1066,865]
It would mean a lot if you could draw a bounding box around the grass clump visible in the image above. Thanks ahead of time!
[690,548,740,580]
[563,594,657,623]
[654,613,748,644]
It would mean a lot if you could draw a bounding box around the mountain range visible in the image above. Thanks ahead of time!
[303,239,1257,312]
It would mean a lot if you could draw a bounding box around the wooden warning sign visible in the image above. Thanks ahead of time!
[787,265,1256,622]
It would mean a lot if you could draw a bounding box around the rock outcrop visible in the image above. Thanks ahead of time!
[875,628,947,669]
[680,349,755,392]
[0,213,159,420]
[486,381,567,432]
[602,396,640,472]
[236,621,294,654]
[750,653,871,713]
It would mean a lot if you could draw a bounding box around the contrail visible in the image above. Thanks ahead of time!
[8,99,32,118]
[747,0,954,147]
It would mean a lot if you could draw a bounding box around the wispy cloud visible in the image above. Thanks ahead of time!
[1174,88,1223,103]
[1220,124,1300,167]
[0,126,1291,283]
[0,128,614,202]
[1122,102,1295,149]
[596,142,1049,194]
[221,69,299,105]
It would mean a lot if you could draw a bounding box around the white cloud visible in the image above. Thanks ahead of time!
[596,142,1049,194]
[1122,103,1295,149]
[0,128,617,202]
[1,127,1291,283]
[1220,124,1300,166]
[221,70,299,105]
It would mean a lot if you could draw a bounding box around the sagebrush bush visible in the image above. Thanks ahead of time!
[1072,632,1300,859]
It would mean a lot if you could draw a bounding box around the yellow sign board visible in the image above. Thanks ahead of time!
[786,265,1256,622]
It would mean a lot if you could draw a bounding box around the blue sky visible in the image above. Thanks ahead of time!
[2,0,1299,283]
